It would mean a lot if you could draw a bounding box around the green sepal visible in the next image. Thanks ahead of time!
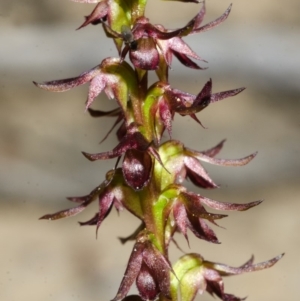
[129,0,147,23]
[151,193,170,251]
[155,52,169,82]
[101,58,138,119]
[108,0,130,51]
[155,140,184,190]
[170,253,204,301]
[159,140,184,163]
[122,186,144,219]
[110,169,144,219]
[108,0,147,52]
[142,82,165,141]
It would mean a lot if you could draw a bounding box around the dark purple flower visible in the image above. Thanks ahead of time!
[162,80,245,133]
[40,168,144,236]
[171,253,284,301]
[82,123,164,190]
[143,80,244,143]
[158,139,257,190]
[102,15,194,70]
[113,231,173,301]
[161,184,262,244]
[99,3,231,72]
[34,58,138,113]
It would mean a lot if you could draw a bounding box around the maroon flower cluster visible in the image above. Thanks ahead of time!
[36,1,283,301]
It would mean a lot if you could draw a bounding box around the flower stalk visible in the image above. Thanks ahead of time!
[35,1,283,301]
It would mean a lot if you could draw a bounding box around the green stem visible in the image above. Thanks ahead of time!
[140,164,167,254]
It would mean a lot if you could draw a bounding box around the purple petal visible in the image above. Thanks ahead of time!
[168,88,195,106]
[210,87,245,104]
[189,113,207,128]
[78,213,99,226]
[184,156,218,189]
[193,1,206,28]
[39,197,93,220]
[122,150,152,190]
[205,273,244,301]
[76,1,108,30]
[156,39,174,67]
[202,269,227,295]
[33,66,100,92]
[201,140,226,157]
[186,148,258,166]
[187,216,220,244]
[205,253,284,276]
[85,74,106,109]
[130,39,159,70]
[192,4,232,34]
[82,131,149,161]
[237,255,255,269]
[173,202,188,241]
[168,37,204,61]
[158,100,173,138]
[135,20,192,41]
[195,79,212,103]
[177,79,212,115]
[181,192,228,221]
[95,191,115,236]
[187,170,218,188]
[199,195,263,211]
[173,51,206,70]
[136,264,159,301]
[112,242,144,301]
[66,194,93,204]
[143,243,172,299]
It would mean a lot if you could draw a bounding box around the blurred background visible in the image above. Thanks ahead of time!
[0,0,299,300]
